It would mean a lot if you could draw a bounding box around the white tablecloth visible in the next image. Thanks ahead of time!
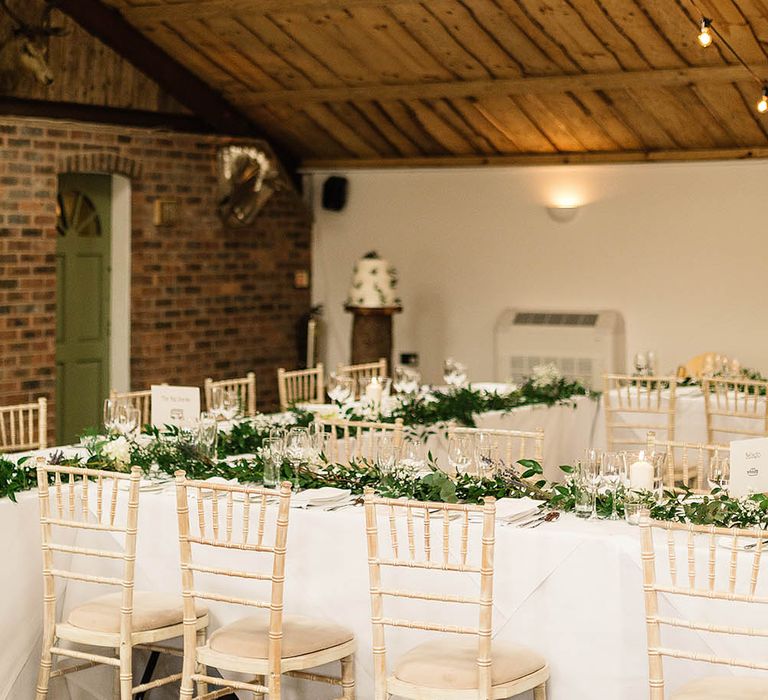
[5,484,762,700]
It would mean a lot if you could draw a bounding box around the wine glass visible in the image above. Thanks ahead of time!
[633,352,648,376]
[286,427,311,489]
[376,434,398,474]
[602,452,626,521]
[103,398,120,433]
[584,449,603,520]
[708,455,730,493]
[400,438,426,475]
[209,386,225,420]
[113,403,140,437]
[220,389,240,422]
[474,432,498,477]
[447,434,473,476]
[327,373,354,403]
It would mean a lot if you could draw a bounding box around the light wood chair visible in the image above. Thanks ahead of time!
[0,396,47,453]
[337,358,388,397]
[109,388,153,427]
[702,376,768,445]
[640,515,768,699]
[447,426,544,475]
[603,374,677,452]
[363,490,549,700]
[174,474,356,699]
[317,417,405,465]
[277,363,325,411]
[34,458,208,700]
[204,372,257,417]
[646,431,729,493]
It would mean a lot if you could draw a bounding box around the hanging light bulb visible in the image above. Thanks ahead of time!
[758,86,768,114]
[698,18,713,47]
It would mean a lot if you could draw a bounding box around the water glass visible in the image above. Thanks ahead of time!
[399,438,426,475]
[376,434,398,474]
[268,426,286,447]
[196,412,218,459]
[584,449,602,520]
[327,373,355,403]
[286,427,311,489]
[103,398,120,432]
[262,436,283,488]
[708,455,730,493]
[572,459,593,518]
[114,404,140,437]
[474,431,498,477]
[447,434,473,476]
[394,366,421,395]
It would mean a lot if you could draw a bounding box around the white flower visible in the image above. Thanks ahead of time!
[102,436,131,468]
[531,363,562,389]
[742,499,759,513]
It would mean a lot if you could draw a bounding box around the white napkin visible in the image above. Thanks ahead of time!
[469,497,544,522]
[291,487,351,509]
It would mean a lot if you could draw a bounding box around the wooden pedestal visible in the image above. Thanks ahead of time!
[345,305,402,369]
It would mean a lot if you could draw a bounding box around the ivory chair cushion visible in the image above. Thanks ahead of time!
[67,591,207,633]
[671,677,768,699]
[208,613,354,659]
[392,638,546,690]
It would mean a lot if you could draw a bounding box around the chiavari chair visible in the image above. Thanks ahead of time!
[603,374,677,452]
[35,459,208,699]
[640,515,768,699]
[0,396,47,453]
[277,363,325,411]
[317,417,405,465]
[204,372,257,417]
[174,474,356,699]
[647,431,729,493]
[702,376,768,446]
[337,358,388,397]
[363,489,549,700]
[447,426,544,475]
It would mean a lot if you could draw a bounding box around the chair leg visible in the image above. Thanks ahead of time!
[533,682,547,700]
[252,674,265,700]
[341,654,355,699]
[119,644,133,700]
[35,637,55,700]
[195,628,208,698]
[113,662,120,700]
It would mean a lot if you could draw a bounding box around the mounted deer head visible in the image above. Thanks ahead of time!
[0,0,67,89]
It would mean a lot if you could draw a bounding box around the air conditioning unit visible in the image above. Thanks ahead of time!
[494,309,625,390]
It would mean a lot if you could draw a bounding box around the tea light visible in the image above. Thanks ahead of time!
[630,459,654,491]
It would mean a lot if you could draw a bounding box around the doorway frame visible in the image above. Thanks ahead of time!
[110,174,131,393]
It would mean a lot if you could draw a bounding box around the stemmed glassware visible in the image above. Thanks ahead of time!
[103,398,119,433]
[708,454,730,493]
[602,452,626,521]
[474,431,496,478]
[443,358,468,388]
[447,434,473,476]
[285,427,311,490]
[584,449,603,520]
[393,366,421,396]
[113,403,140,438]
[399,438,426,475]
[376,434,398,474]
[327,373,355,404]
[211,387,240,421]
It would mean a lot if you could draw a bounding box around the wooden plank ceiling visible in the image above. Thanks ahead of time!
[100,0,768,167]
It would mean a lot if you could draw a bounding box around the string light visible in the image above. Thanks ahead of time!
[692,8,768,114]
[758,87,768,114]
[697,18,713,47]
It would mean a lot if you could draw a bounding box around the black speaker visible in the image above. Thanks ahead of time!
[322,176,348,211]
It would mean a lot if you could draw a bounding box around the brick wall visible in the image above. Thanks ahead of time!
[0,116,311,434]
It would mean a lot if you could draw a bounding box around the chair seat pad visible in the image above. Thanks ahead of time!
[208,613,354,659]
[671,677,768,699]
[67,591,207,633]
[392,638,546,690]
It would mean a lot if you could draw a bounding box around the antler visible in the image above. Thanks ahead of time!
[41,1,67,37]
[0,0,30,31]
[0,0,67,36]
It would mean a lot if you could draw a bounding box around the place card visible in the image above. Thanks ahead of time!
[729,437,768,497]
[150,385,200,428]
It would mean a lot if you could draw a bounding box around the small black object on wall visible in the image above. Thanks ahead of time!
[322,176,348,211]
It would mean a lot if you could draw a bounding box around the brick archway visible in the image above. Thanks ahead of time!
[58,152,142,179]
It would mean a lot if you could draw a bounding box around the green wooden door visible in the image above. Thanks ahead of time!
[56,174,111,444]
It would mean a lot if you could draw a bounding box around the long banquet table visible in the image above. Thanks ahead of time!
[5,479,764,700]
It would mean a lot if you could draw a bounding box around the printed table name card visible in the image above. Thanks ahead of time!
[151,385,200,427]
[729,437,768,498]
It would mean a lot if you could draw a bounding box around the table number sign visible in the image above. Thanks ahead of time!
[729,437,768,497]
[150,385,200,427]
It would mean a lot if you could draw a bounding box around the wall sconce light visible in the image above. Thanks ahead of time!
[546,204,580,223]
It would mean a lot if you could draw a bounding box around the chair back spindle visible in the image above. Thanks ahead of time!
[702,376,768,445]
[277,364,324,411]
[204,372,257,417]
[0,396,47,452]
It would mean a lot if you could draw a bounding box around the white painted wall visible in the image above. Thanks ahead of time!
[309,160,768,384]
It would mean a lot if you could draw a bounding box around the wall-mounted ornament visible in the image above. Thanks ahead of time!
[216,143,284,227]
[153,198,179,226]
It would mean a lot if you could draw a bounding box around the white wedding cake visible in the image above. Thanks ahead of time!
[345,251,400,308]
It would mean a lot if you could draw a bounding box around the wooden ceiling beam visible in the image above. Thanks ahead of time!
[302,146,768,169]
[238,65,768,105]
[119,0,408,23]
[54,0,300,175]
